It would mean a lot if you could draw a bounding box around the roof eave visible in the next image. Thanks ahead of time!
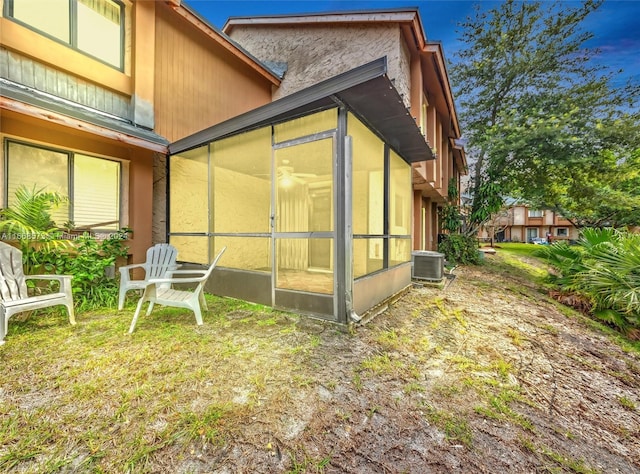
[223,7,423,35]
[1,78,168,152]
[422,43,461,138]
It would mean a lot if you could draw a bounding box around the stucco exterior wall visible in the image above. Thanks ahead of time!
[228,24,412,108]
[513,207,526,225]
[544,211,554,226]
[511,227,523,242]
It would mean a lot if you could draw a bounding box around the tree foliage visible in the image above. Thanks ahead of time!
[451,0,640,231]
[0,185,70,270]
[439,178,463,232]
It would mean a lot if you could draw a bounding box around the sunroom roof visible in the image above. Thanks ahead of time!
[169,57,434,163]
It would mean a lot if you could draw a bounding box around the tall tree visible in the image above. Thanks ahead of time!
[451,0,640,232]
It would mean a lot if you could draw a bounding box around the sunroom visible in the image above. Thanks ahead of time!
[167,57,433,324]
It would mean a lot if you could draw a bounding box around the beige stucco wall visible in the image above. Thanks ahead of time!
[228,24,412,108]
[513,207,526,225]
[544,211,554,226]
[511,227,523,242]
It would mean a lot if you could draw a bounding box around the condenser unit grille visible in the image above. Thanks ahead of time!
[412,251,444,281]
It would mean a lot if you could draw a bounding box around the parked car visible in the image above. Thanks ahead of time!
[529,237,548,245]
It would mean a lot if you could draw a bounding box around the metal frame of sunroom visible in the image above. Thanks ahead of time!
[167,57,434,324]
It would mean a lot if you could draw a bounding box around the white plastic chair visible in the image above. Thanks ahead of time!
[128,247,226,333]
[0,242,75,345]
[118,243,179,310]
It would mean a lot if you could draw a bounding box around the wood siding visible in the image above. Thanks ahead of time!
[153,4,273,142]
[0,48,132,120]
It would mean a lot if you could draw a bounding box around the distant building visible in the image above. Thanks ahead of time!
[480,206,579,243]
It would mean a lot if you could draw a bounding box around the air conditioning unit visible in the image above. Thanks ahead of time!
[412,251,444,281]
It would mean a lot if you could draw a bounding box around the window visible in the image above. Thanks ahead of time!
[556,228,568,237]
[528,209,543,218]
[7,0,123,69]
[5,140,121,230]
[350,113,412,278]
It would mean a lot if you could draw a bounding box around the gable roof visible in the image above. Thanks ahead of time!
[170,57,434,163]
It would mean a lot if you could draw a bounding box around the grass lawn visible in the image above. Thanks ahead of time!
[481,242,544,258]
[480,242,550,286]
[1,296,332,472]
[2,250,639,473]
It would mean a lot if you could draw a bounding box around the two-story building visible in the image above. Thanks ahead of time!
[1,0,279,262]
[2,2,465,323]
[222,9,467,252]
[480,205,579,243]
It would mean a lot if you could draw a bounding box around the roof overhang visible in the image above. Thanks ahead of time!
[170,57,434,163]
[1,78,169,153]
[223,7,426,38]
[449,137,468,176]
[421,43,461,138]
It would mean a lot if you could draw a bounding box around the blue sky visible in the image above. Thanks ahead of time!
[186,0,640,88]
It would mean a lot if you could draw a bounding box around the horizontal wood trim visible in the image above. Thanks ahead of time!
[1,96,167,153]
[0,18,132,95]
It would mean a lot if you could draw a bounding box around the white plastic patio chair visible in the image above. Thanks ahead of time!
[128,247,226,333]
[0,242,75,345]
[118,243,179,310]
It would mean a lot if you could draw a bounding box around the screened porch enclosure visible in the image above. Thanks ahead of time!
[167,58,430,323]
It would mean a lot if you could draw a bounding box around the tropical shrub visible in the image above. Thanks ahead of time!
[438,234,481,265]
[0,185,69,272]
[439,178,463,233]
[1,185,131,310]
[537,228,640,335]
[30,231,130,310]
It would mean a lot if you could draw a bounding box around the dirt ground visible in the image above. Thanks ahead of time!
[169,253,640,474]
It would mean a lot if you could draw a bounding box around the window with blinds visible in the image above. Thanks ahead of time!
[5,140,121,231]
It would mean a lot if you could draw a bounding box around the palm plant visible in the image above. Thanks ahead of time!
[0,185,69,272]
[534,241,585,287]
[578,231,640,328]
[538,228,640,334]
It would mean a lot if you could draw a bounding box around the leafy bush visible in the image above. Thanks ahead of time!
[537,228,640,334]
[438,234,481,265]
[29,231,130,310]
[1,184,131,310]
[0,185,70,273]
